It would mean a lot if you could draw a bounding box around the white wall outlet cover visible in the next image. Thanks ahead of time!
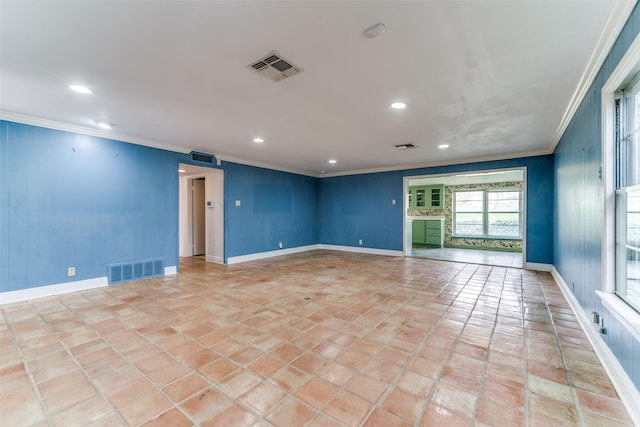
[67,267,76,276]
[392,199,396,205]
[279,242,283,248]
[235,200,241,206]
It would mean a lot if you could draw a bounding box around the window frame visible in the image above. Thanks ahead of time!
[452,190,484,237]
[600,32,640,341]
[612,76,640,313]
[452,188,523,239]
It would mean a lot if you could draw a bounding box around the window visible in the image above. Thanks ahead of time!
[453,189,522,238]
[614,75,640,312]
[454,191,484,236]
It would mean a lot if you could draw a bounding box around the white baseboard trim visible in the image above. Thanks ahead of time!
[0,277,109,305]
[226,245,321,264]
[550,267,640,426]
[226,244,405,265]
[205,255,224,265]
[164,266,178,276]
[318,244,404,257]
[525,262,553,272]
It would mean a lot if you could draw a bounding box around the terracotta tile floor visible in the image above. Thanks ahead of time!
[0,251,634,426]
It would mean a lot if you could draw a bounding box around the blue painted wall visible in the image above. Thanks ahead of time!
[0,121,180,292]
[0,121,324,291]
[320,155,554,264]
[554,4,640,387]
[223,162,319,259]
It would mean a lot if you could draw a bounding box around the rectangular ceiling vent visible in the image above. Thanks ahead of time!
[250,51,303,82]
[394,143,418,150]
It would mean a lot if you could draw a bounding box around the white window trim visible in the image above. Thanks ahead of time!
[452,188,523,239]
[601,32,640,337]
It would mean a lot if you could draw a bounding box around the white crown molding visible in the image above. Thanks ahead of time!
[0,111,192,154]
[215,154,319,178]
[0,112,552,180]
[551,267,640,426]
[320,149,551,178]
[549,0,637,152]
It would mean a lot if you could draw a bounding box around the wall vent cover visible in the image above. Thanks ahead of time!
[250,51,303,82]
[394,143,418,149]
[192,153,213,163]
[108,258,164,285]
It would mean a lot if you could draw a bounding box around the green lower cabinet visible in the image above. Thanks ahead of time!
[412,219,443,247]
[412,220,426,244]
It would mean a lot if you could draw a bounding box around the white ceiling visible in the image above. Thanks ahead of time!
[0,1,629,176]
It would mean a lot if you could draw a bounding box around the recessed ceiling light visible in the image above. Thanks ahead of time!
[321,170,326,174]
[438,144,450,149]
[253,137,264,143]
[328,159,337,164]
[95,121,112,130]
[178,169,186,173]
[391,101,407,110]
[69,85,91,94]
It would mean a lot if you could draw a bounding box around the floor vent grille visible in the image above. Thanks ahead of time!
[108,259,164,284]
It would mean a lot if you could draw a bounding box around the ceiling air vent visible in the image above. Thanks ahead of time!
[250,51,303,82]
[394,143,418,150]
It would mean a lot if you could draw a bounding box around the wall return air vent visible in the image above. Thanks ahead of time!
[250,51,303,82]
[394,143,418,150]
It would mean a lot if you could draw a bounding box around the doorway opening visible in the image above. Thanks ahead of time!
[191,178,206,256]
[178,163,224,263]
[403,168,526,268]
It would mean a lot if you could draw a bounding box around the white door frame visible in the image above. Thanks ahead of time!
[178,163,224,264]
[402,167,527,266]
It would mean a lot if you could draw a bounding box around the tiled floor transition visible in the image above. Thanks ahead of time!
[0,251,634,426]
[411,247,523,269]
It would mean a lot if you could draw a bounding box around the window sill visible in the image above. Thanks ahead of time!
[451,236,522,241]
[595,290,640,343]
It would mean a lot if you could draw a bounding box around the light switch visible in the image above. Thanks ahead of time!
[235,200,241,206]
[392,199,396,205]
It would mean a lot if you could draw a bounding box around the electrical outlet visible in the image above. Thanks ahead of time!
[392,199,396,205]
[358,239,363,246]
[235,200,241,207]
[599,318,607,334]
[67,267,76,277]
[279,242,283,249]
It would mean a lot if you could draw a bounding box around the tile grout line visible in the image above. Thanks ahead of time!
[538,277,586,427]
[58,288,234,427]
[521,270,530,427]
[3,253,631,427]
[1,306,53,427]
